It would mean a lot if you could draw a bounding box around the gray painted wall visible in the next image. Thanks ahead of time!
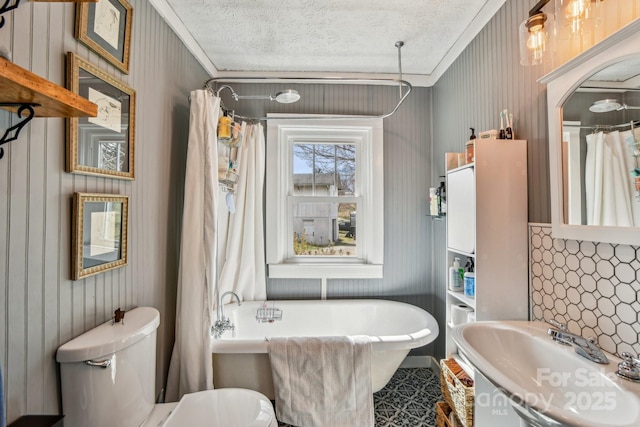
[0,1,209,422]
[0,0,592,421]
[432,0,551,220]
[219,83,435,356]
[431,0,552,358]
[215,0,555,361]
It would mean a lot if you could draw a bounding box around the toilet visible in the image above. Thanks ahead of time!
[56,307,277,427]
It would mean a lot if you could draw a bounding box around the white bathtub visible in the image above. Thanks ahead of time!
[211,299,439,398]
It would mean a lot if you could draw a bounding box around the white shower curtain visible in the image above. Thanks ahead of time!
[217,123,267,302]
[166,90,220,402]
[585,131,634,226]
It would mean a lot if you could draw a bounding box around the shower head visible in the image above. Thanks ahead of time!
[273,90,300,104]
[589,99,621,113]
[589,99,640,113]
[215,85,301,104]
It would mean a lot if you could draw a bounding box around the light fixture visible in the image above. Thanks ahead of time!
[563,0,590,33]
[216,86,301,104]
[556,0,601,37]
[519,12,549,66]
[519,0,605,66]
[519,0,555,66]
[589,99,640,113]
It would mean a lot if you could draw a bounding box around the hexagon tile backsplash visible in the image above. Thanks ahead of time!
[529,224,640,358]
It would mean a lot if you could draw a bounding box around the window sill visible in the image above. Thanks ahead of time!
[268,263,383,279]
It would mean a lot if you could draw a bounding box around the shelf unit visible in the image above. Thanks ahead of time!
[444,139,529,356]
[0,56,97,158]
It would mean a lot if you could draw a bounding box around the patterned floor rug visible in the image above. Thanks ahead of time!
[277,367,443,427]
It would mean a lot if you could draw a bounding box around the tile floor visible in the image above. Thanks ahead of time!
[277,367,443,427]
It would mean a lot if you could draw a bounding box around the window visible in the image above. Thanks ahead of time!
[266,117,383,279]
[97,140,127,171]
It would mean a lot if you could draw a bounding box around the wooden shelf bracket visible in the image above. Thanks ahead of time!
[0,0,21,28]
[0,102,38,159]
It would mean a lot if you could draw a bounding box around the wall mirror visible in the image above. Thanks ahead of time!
[542,19,640,245]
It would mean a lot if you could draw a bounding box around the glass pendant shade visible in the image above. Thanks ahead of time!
[555,0,601,37]
[519,13,554,66]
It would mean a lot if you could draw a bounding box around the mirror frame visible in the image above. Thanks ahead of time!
[540,19,640,245]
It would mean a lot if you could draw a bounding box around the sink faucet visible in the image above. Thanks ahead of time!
[617,352,640,382]
[212,291,242,339]
[547,320,609,364]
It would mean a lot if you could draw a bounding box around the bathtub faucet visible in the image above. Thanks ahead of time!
[212,291,242,339]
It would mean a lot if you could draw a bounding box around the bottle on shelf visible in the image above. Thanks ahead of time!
[218,111,232,140]
[464,258,475,298]
[437,179,446,215]
[464,272,475,298]
[505,111,514,140]
[449,257,464,291]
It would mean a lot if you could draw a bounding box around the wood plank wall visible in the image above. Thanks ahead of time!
[0,1,209,422]
[431,0,640,358]
[218,83,436,356]
[431,0,550,359]
[3,1,637,420]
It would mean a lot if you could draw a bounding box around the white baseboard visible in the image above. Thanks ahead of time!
[400,355,439,374]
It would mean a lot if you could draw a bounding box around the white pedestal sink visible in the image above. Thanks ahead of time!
[451,321,640,427]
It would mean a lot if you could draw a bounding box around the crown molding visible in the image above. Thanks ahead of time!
[148,0,218,77]
[150,0,507,87]
[429,0,507,84]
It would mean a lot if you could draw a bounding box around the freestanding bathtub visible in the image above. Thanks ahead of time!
[211,299,439,399]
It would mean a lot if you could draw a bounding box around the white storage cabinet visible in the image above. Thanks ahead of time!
[444,139,529,355]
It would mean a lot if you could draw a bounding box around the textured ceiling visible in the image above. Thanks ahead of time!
[588,58,640,82]
[164,0,495,76]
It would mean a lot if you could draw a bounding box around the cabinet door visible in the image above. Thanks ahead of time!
[447,167,475,253]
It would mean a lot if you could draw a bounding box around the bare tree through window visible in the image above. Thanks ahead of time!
[292,143,357,256]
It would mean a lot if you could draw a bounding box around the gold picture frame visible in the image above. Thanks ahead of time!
[75,0,133,74]
[67,52,136,180]
[72,193,129,280]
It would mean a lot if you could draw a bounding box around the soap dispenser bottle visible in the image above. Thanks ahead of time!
[449,257,464,291]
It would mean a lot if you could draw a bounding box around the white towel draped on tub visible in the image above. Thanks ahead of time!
[268,336,374,427]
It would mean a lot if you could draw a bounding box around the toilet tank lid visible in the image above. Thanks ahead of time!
[56,307,160,363]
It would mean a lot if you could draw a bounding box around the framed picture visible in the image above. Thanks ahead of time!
[72,193,129,280]
[75,0,133,73]
[67,52,135,180]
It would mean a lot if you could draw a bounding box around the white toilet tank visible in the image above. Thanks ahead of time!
[56,307,160,427]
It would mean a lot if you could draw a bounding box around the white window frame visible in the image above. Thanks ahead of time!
[266,116,383,279]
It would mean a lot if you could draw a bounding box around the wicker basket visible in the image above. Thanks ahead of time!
[440,358,474,427]
[436,401,457,427]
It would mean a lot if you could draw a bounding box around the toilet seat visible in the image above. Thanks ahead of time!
[158,388,277,427]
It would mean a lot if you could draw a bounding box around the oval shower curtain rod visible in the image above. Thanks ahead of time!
[201,41,411,121]
[203,76,412,122]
